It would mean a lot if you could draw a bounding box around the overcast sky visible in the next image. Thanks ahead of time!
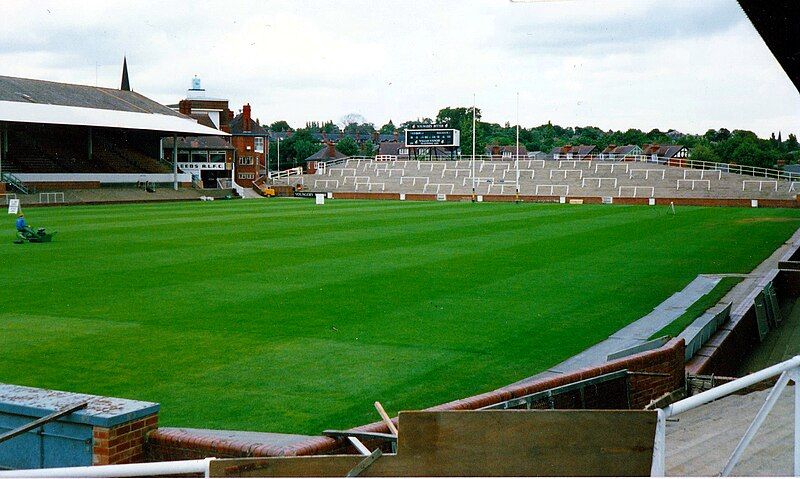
[1,0,797,137]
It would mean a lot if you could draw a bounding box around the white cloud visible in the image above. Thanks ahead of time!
[0,0,797,136]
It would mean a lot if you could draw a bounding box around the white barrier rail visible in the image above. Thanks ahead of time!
[400,176,429,186]
[442,168,472,178]
[676,179,711,191]
[423,183,455,194]
[684,169,722,180]
[314,179,340,188]
[549,169,583,180]
[742,180,778,192]
[0,458,214,478]
[618,186,655,198]
[630,169,666,180]
[651,355,800,477]
[535,184,569,196]
[355,182,385,192]
[595,163,629,174]
[39,192,65,204]
[343,176,370,185]
[581,177,617,188]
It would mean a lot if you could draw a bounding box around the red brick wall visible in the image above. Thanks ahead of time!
[93,414,158,465]
[231,136,266,188]
[146,340,684,460]
[323,193,799,208]
[0,183,5,194]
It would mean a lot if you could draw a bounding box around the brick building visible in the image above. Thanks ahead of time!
[229,104,268,188]
[165,78,268,188]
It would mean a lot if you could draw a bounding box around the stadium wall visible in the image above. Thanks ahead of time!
[328,192,800,208]
[0,385,159,469]
[686,246,800,376]
[145,339,684,460]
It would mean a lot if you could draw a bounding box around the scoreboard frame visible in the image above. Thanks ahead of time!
[404,128,461,148]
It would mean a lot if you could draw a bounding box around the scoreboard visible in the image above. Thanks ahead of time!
[405,128,460,148]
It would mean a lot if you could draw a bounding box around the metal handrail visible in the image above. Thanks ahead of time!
[0,458,214,478]
[650,355,800,476]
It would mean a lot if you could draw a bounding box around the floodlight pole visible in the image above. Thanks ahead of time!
[172,133,178,191]
[515,92,520,202]
[277,136,281,180]
[471,94,476,202]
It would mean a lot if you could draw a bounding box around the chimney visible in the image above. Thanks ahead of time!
[393,131,398,141]
[178,100,191,115]
[372,131,379,143]
[327,141,336,158]
[491,145,500,156]
[321,131,328,142]
[243,104,252,132]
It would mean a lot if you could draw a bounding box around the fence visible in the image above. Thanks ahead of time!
[38,192,64,204]
[650,355,800,476]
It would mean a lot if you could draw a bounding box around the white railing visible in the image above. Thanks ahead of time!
[651,355,800,477]
[39,192,65,204]
[676,179,710,191]
[581,177,617,188]
[618,186,655,198]
[0,193,18,205]
[535,184,569,196]
[0,458,214,478]
[742,180,778,192]
[635,155,800,182]
[269,166,304,183]
[550,169,583,180]
[630,169,666,180]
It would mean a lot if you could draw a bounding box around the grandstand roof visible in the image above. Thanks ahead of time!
[0,75,225,136]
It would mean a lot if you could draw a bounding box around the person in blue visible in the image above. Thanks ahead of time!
[15,213,33,238]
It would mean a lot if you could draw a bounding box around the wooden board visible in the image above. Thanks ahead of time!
[209,410,657,477]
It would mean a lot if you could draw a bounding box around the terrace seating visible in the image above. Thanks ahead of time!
[302,158,799,200]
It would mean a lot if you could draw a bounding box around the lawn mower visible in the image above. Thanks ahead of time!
[14,227,56,244]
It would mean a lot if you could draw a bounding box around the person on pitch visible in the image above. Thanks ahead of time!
[15,213,34,238]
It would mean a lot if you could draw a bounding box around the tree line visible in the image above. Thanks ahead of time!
[265,107,799,169]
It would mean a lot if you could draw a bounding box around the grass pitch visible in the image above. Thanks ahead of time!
[1,199,798,434]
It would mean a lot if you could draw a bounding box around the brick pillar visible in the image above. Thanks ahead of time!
[92,414,158,465]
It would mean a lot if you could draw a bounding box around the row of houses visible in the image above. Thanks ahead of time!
[551,144,690,160]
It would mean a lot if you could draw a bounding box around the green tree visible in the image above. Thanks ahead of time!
[379,120,396,134]
[270,120,291,132]
[689,143,720,163]
[337,137,360,156]
[360,140,375,157]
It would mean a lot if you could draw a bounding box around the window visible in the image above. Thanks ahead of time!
[502,151,511,158]
[254,137,265,153]
[191,151,208,163]
[238,157,254,165]
[399,148,409,155]
[177,152,190,163]
[238,173,255,180]
[210,151,226,163]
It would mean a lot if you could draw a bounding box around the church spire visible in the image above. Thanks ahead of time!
[120,56,130,91]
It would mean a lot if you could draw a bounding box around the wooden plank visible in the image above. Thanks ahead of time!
[0,400,89,445]
[210,410,656,477]
[397,410,656,477]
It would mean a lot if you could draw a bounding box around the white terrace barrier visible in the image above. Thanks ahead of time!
[39,192,65,204]
[684,169,722,180]
[743,180,779,192]
[676,179,711,191]
[650,355,800,477]
[582,177,617,188]
[550,169,583,180]
[630,169,666,180]
[535,184,569,196]
[618,186,655,198]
